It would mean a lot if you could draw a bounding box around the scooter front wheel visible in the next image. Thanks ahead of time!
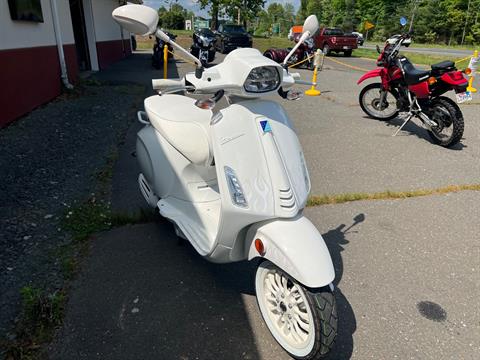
[255,260,337,359]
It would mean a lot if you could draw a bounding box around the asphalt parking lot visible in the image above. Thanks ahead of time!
[50,50,480,359]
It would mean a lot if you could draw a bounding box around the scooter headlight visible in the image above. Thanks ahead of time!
[244,66,280,93]
[224,166,248,208]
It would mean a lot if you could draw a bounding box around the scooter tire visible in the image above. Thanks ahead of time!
[255,260,337,359]
[427,96,464,148]
[359,83,399,121]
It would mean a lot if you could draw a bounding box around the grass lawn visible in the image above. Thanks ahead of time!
[364,40,478,52]
[170,29,194,36]
[353,48,467,67]
[252,36,294,53]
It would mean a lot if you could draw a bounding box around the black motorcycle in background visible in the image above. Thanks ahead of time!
[152,30,177,69]
[190,28,216,66]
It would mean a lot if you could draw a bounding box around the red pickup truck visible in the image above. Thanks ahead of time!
[313,28,358,56]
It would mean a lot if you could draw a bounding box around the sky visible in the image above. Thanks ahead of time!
[142,0,300,18]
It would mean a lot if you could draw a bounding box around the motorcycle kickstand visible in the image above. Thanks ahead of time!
[392,113,414,137]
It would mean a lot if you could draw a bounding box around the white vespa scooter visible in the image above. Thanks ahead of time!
[113,5,337,359]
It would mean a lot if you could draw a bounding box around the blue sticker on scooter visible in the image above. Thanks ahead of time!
[260,120,272,133]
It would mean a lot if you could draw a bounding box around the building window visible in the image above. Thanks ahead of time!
[8,0,44,23]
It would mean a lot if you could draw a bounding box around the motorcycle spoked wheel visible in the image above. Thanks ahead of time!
[255,260,337,359]
[427,97,464,148]
[359,83,399,121]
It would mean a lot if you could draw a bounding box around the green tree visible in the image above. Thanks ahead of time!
[224,0,266,27]
[198,0,227,29]
[157,2,187,29]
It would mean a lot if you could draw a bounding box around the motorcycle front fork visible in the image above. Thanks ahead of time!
[392,89,438,137]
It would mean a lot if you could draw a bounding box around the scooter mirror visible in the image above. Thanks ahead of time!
[284,14,318,66]
[302,15,319,37]
[399,17,407,27]
[112,4,159,35]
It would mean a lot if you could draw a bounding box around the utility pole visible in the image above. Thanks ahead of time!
[409,0,420,33]
[461,0,472,45]
[237,7,241,25]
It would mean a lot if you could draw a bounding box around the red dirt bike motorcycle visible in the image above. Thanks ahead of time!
[263,34,315,69]
[358,26,470,147]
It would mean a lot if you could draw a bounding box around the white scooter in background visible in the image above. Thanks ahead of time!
[113,5,337,359]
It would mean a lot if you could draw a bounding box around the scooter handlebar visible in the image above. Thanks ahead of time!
[152,78,185,91]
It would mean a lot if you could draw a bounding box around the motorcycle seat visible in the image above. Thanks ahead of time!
[431,60,455,70]
[399,58,430,85]
[144,94,212,166]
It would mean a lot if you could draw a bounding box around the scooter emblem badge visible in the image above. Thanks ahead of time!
[260,120,272,133]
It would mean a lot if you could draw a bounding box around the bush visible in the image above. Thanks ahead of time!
[424,31,437,44]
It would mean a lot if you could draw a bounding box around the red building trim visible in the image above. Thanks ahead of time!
[0,44,78,128]
[96,39,132,70]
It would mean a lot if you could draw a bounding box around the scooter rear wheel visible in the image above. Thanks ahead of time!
[255,260,337,359]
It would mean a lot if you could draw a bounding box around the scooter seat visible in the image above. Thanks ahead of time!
[399,57,430,85]
[144,94,212,166]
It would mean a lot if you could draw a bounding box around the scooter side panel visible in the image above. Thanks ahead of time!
[210,104,277,261]
[246,215,335,288]
[137,125,218,202]
[238,100,311,211]
[211,100,312,262]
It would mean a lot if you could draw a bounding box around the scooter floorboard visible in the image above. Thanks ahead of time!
[157,198,220,255]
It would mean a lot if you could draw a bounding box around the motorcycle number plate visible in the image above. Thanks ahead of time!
[455,91,472,104]
[343,46,350,49]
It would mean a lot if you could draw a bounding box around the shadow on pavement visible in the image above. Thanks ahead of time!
[322,214,365,360]
[50,53,262,360]
[362,115,467,150]
[92,51,175,88]
[50,219,261,360]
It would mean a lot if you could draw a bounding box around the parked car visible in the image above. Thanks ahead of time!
[215,24,252,53]
[313,28,358,56]
[352,31,364,46]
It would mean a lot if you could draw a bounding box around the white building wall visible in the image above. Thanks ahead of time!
[57,0,75,44]
[91,0,125,42]
[0,0,74,51]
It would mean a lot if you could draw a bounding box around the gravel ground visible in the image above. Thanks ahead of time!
[0,82,144,340]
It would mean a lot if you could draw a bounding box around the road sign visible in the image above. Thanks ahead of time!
[364,21,375,30]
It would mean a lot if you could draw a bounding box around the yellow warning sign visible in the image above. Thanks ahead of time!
[364,21,375,30]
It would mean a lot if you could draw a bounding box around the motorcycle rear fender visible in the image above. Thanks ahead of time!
[357,68,386,85]
[246,215,335,288]
[440,71,468,87]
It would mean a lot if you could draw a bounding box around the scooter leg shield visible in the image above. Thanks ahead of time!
[246,215,335,288]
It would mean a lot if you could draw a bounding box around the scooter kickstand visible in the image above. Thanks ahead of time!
[393,113,413,137]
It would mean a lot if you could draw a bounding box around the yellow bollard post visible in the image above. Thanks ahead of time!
[466,50,478,93]
[305,49,322,96]
[163,44,168,79]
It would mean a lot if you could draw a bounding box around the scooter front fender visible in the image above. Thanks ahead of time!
[357,68,386,85]
[246,215,335,288]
